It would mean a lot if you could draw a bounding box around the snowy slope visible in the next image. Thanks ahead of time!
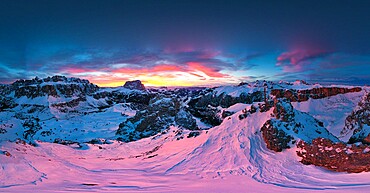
[1,106,370,192]
[292,91,365,140]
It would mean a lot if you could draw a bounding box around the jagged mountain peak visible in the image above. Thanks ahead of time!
[2,76,99,98]
[11,75,92,86]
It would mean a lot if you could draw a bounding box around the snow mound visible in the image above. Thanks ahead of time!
[165,106,370,189]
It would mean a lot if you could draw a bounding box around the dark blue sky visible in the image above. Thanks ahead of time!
[1,0,369,86]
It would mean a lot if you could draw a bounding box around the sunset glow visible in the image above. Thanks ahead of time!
[73,62,241,87]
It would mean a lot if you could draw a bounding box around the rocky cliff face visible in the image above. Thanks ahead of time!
[9,76,99,98]
[271,87,362,102]
[261,119,294,152]
[342,92,370,144]
[260,99,294,152]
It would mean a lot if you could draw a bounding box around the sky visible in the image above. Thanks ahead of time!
[0,0,370,87]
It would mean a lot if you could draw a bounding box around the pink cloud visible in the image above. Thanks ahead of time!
[276,50,331,72]
[187,62,227,78]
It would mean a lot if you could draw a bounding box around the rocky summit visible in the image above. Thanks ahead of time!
[123,80,146,90]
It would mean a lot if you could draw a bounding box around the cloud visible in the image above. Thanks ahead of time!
[276,50,331,73]
[5,48,253,86]
[186,62,227,78]
[274,50,370,84]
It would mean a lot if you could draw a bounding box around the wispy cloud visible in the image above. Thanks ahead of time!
[274,50,370,85]
[276,50,331,73]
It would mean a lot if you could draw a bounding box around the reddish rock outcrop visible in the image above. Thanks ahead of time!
[271,87,362,102]
[272,98,294,122]
[261,120,294,152]
[1,150,12,157]
[261,99,295,152]
[297,138,370,173]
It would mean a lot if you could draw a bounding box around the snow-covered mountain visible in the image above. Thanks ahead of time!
[1,76,370,192]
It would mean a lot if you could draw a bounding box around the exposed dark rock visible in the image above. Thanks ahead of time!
[221,110,234,118]
[239,104,260,120]
[187,104,222,127]
[93,91,152,106]
[52,97,87,108]
[0,150,12,157]
[0,96,18,111]
[116,97,181,142]
[40,85,59,97]
[364,134,370,144]
[261,120,294,152]
[125,92,152,104]
[54,138,81,147]
[272,98,294,122]
[0,128,6,134]
[86,138,112,144]
[175,109,198,130]
[261,99,296,152]
[23,118,42,140]
[188,131,201,138]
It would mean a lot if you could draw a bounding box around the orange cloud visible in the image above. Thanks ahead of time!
[187,62,227,78]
